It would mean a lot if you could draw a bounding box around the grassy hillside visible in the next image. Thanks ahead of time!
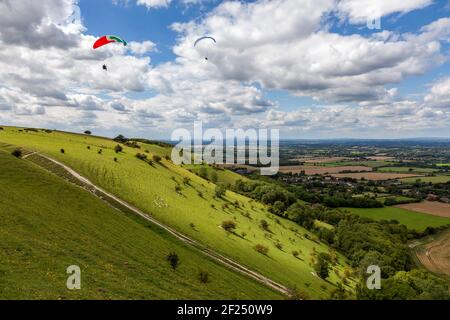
[0,126,355,299]
[0,149,281,299]
[184,164,248,185]
[345,207,450,231]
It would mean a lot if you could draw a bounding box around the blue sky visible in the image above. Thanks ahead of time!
[79,0,219,64]
[77,0,450,112]
[1,0,450,139]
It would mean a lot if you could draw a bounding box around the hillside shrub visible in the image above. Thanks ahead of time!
[254,244,269,255]
[199,271,209,284]
[198,167,208,179]
[167,252,179,270]
[125,141,140,149]
[314,252,331,279]
[260,219,270,231]
[152,155,162,163]
[11,149,22,158]
[210,171,218,183]
[221,220,236,233]
[215,184,226,198]
[135,153,147,161]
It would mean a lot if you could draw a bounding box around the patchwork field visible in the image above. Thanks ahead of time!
[321,160,393,168]
[366,156,395,161]
[331,172,422,181]
[0,126,355,299]
[345,207,450,231]
[395,201,450,218]
[297,157,350,163]
[401,175,450,184]
[279,165,371,175]
[436,163,450,167]
[378,167,439,174]
[377,195,417,204]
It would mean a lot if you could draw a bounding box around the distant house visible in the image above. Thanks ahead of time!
[440,197,450,203]
[402,189,412,196]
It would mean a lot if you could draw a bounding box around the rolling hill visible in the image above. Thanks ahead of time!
[0,126,356,299]
[0,148,281,299]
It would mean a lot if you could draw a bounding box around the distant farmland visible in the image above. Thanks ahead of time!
[378,167,439,174]
[322,160,394,168]
[395,201,450,218]
[278,165,371,175]
[330,172,422,181]
[366,156,395,161]
[401,175,450,184]
[296,157,351,163]
[345,207,450,231]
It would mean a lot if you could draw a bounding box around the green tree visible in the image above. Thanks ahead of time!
[314,252,331,279]
[152,155,162,163]
[210,171,218,183]
[11,149,22,158]
[260,219,270,231]
[215,184,226,198]
[221,220,236,233]
[114,144,123,153]
[198,167,208,179]
[167,252,179,270]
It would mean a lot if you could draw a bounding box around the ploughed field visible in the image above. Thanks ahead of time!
[395,201,450,218]
[412,228,450,279]
[278,165,371,175]
[330,172,422,181]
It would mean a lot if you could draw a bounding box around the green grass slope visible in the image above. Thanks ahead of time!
[184,164,248,185]
[0,127,355,299]
[0,149,281,299]
[344,207,450,231]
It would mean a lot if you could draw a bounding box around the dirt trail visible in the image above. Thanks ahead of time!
[29,153,290,296]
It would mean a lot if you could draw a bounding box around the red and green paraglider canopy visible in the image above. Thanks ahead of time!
[93,35,127,49]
